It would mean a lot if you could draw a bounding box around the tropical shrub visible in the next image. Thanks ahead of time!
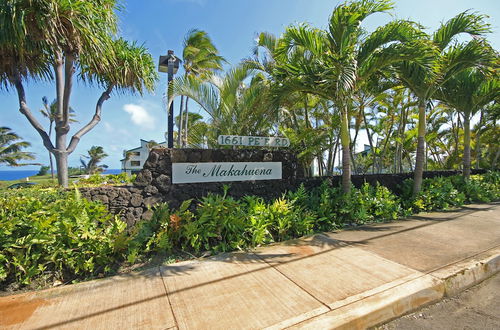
[303,182,403,227]
[128,186,316,257]
[0,188,128,287]
[450,174,499,203]
[401,172,500,212]
[264,197,316,241]
[401,176,465,212]
[127,200,193,263]
[189,189,249,253]
[77,173,136,186]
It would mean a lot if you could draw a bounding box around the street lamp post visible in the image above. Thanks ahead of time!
[158,50,181,148]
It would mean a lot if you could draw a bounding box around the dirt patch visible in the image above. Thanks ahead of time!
[0,294,52,327]
[288,245,316,257]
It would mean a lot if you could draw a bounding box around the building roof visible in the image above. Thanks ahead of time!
[121,140,168,162]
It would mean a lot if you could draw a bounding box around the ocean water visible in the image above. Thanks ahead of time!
[0,169,122,181]
[0,170,39,181]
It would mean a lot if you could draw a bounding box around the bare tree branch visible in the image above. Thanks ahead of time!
[14,77,55,152]
[67,85,114,154]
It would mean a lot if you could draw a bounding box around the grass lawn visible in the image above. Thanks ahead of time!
[0,174,60,189]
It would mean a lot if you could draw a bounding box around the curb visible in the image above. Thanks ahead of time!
[430,247,500,297]
[288,247,500,329]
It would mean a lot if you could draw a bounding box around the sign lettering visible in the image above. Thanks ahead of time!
[172,162,282,184]
[218,135,290,147]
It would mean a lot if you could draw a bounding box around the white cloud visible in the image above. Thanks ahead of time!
[123,104,155,130]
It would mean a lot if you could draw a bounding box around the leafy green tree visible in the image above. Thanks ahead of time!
[0,0,157,187]
[394,11,492,193]
[0,127,35,166]
[436,68,499,178]
[80,146,108,174]
[36,165,50,176]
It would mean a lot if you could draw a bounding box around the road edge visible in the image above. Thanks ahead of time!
[288,246,500,329]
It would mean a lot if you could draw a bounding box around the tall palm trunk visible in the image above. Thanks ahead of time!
[362,109,375,174]
[183,97,190,147]
[474,109,483,169]
[340,107,351,193]
[413,99,426,195]
[177,95,185,147]
[395,104,406,173]
[463,114,471,179]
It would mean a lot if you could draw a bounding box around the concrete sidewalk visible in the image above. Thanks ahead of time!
[1,203,499,329]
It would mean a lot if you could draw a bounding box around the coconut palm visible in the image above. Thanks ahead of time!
[272,0,426,192]
[394,11,493,193]
[178,30,225,146]
[0,0,157,187]
[435,68,499,178]
[0,127,35,166]
[80,146,108,174]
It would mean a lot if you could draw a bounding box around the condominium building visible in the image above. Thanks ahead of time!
[121,139,167,175]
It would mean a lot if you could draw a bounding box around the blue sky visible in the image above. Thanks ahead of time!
[1,0,499,170]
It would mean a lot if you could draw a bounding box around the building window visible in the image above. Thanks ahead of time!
[131,161,141,167]
[130,151,140,156]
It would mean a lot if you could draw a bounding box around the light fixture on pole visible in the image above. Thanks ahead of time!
[158,50,181,148]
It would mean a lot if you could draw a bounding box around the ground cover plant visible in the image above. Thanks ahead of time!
[1,172,499,291]
[0,188,128,290]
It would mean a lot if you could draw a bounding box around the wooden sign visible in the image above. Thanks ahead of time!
[172,162,282,184]
[218,135,290,147]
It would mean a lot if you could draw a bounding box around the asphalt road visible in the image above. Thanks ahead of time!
[377,273,500,330]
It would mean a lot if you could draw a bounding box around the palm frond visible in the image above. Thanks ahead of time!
[432,11,491,50]
[328,0,393,53]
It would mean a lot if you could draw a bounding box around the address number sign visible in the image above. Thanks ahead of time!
[218,135,290,147]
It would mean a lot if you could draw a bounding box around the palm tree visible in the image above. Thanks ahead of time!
[0,1,157,187]
[171,64,274,146]
[178,29,225,146]
[80,146,108,174]
[478,103,500,169]
[175,112,207,147]
[272,0,425,192]
[248,33,339,175]
[0,127,35,166]
[435,68,499,178]
[394,11,492,194]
